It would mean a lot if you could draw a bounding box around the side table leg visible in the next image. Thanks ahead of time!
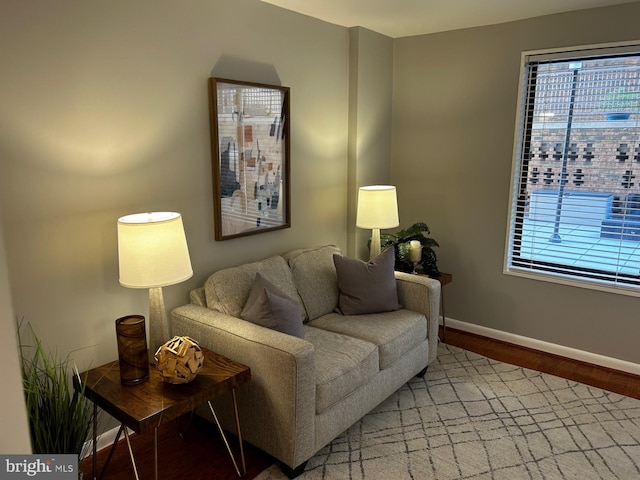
[98,425,124,480]
[122,425,141,480]
[92,403,97,480]
[208,401,242,477]
[232,389,246,475]
[154,427,158,480]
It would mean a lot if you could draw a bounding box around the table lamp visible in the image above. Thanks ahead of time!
[356,185,399,260]
[117,212,193,356]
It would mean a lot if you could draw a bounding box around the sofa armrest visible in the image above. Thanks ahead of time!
[170,303,316,469]
[394,272,441,364]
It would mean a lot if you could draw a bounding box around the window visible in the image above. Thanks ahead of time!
[505,42,640,295]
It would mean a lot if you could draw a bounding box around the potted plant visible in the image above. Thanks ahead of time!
[600,88,640,120]
[380,221,440,276]
[17,321,93,461]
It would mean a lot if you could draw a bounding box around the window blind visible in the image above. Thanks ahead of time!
[505,43,640,295]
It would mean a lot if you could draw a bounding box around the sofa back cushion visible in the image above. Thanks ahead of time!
[240,273,305,338]
[285,245,341,321]
[189,287,207,306]
[333,248,400,315]
[205,254,305,319]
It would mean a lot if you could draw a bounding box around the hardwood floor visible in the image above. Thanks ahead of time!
[80,414,274,480]
[81,328,640,479]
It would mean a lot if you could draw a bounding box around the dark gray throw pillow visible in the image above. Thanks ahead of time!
[333,248,401,315]
[240,273,305,338]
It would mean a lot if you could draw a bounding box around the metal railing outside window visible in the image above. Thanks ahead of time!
[504,42,640,295]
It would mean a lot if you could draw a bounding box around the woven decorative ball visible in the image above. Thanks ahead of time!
[154,336,204,384]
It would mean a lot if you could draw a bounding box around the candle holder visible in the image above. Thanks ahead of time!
[115,315,149,385]
[409,240,422,274]
[411,260,420,274]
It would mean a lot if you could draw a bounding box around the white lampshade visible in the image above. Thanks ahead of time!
[117,212,193,288]
[356,185,399,229]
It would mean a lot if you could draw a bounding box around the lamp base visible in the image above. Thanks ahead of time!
[369,228,381,260]
[148,287,169,362]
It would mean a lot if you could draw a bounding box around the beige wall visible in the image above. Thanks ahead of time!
[0,217,32,453]
[392,2,640,364]
[0,0,353,387]
[347,27,394,259]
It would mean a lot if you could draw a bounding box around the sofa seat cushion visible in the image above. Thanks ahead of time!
[284,245,341,321]
[305,325,379,414]
[308,309,427,370]
[205,255,305,319]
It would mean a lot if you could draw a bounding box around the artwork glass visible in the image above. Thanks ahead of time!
[208,77,290,240]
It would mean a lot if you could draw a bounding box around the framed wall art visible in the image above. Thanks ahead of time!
[208,77,290,240]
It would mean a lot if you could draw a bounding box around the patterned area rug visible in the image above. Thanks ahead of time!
[256,343,640,479]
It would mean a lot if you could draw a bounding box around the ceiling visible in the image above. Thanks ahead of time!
[260,0,638,38]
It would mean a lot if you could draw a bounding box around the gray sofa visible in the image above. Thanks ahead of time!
[170,245,441,477]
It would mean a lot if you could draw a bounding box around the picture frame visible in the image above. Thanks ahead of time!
[208,77,290,240]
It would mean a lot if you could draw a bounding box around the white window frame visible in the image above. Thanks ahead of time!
[504,40,640,297]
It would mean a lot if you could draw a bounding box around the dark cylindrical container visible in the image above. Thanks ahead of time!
[115,315,149,385]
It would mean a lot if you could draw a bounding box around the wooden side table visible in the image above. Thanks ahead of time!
[78,348,250,480]
[425,272,452,342]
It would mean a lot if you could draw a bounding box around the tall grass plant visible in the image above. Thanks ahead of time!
[17,321,93,456]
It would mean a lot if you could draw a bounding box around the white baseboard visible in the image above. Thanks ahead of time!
[443,317,640,376]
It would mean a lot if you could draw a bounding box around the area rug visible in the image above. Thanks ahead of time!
[256,344,640,479]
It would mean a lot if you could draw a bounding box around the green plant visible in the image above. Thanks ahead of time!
[18,321,93,456]
[600,88,640,112]
[380,221,440,276]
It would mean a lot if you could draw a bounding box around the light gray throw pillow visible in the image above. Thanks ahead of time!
[333,248,401,315]
[240,273,305,338]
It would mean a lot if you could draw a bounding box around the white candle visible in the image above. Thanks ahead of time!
[409,240,422,263]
